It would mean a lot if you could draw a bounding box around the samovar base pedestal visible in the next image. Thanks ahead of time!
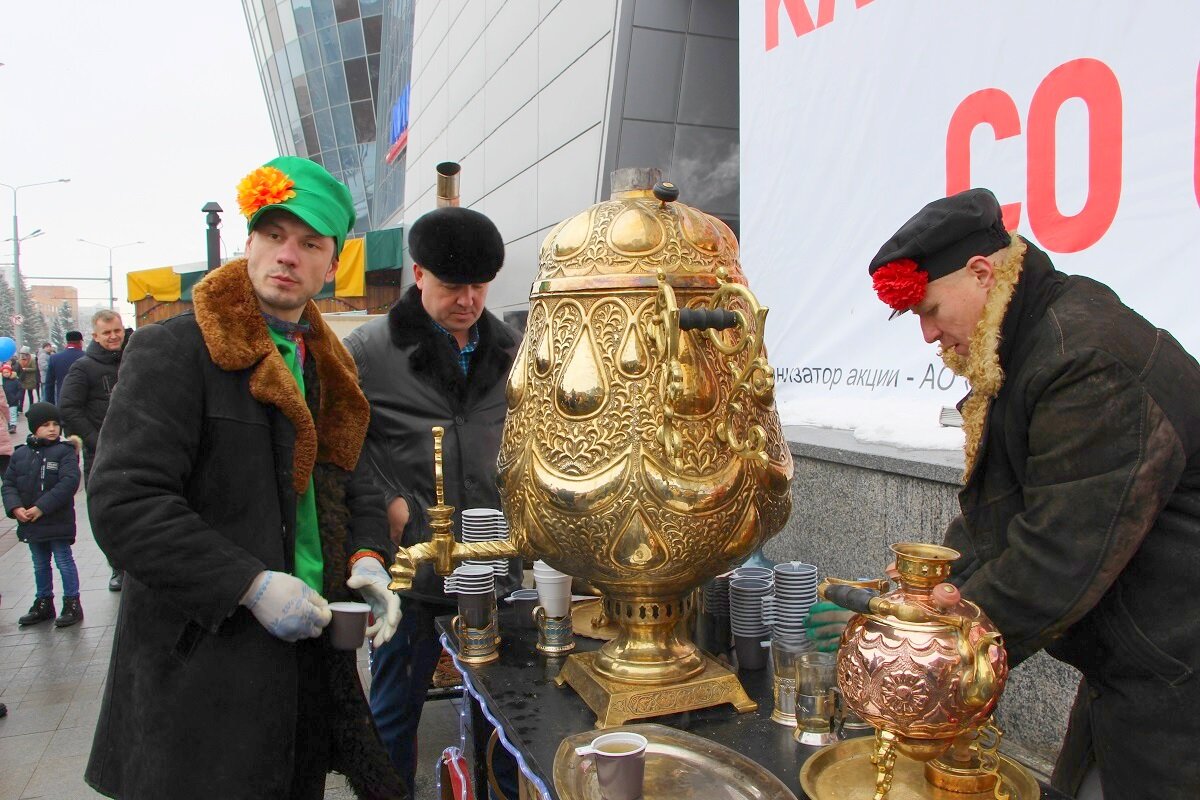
[553,650,757,729]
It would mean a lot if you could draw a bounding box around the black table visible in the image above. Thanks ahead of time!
[437,609,1070,800]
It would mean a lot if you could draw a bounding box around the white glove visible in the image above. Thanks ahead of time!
[346,556,402,647]
[241,570,332,642]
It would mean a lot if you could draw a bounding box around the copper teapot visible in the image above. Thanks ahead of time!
[819,543,1010,798]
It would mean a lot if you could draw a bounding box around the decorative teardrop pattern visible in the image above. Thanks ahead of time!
[608,204,665,256]
[555,322,607,418]
[671,330,719,418]
[617,318,649,377]
[534,318,552,375]
[609,509,668,571]
[506,341,527,410]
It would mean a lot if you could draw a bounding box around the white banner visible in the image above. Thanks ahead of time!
[741,1,1200,438]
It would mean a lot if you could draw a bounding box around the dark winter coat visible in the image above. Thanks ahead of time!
[945,243,1200,799]
[2,435,80,543]
[58,341,120,455]
[1,374,20,407]
[344,285,520,603]
[43,345,85,404]
[84,261,405,800]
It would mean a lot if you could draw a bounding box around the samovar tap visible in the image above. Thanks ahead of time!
[387,426,521,592]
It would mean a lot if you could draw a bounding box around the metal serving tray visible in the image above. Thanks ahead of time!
[800,736,1040,800]
[554,723,797,800]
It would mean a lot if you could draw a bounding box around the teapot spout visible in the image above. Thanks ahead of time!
[961,631,1003,709]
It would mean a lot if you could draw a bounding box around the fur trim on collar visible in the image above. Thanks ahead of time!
[386,285,517,405]
[191,259,369,492]
[942,235,1028,480]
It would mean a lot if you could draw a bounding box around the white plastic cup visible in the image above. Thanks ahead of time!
[536,574,572,617]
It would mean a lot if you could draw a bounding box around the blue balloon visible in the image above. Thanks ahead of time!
[0,337,15,363]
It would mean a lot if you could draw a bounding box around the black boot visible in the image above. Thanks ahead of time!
[55,596,83,628]
[108,570,123,592]
[18,597,55,626]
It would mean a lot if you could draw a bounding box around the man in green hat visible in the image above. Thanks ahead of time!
[85,156,405,800]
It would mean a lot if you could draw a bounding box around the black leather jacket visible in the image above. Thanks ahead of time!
[946,244,1200,798]
[345,286,521,603]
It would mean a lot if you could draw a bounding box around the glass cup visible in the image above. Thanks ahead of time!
[794,651,838,745]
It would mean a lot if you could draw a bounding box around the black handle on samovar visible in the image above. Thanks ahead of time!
[821,583,881,615]
[678,308,738,330]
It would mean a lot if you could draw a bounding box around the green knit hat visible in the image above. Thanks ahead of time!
[237,156,356,252]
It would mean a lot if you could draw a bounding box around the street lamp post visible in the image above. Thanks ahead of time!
[1,178,70,347]
[78,239,145,310]
[202,202,223,272]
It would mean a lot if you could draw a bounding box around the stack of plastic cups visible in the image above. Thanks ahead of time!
[764,562,819,726]
[732,565,774,582]
[729,577,772,670]
[699,574,732,656]
[770,561,819,641]
[461,508,509,581]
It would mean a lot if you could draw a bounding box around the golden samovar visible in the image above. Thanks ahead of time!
[818,543,1014,799]
[388,166,794,727]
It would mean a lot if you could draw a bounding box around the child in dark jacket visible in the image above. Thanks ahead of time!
[4,403,84,627]
[1,363,20,433]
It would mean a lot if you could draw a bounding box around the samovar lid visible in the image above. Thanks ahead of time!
[533,166,745,294]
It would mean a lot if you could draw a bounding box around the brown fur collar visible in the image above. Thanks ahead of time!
[941,236,1028,481]
[191,259,369,492]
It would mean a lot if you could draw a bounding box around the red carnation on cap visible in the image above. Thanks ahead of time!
[872,259,928,311]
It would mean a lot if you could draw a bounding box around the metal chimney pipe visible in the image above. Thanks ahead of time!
[436,162,461,208]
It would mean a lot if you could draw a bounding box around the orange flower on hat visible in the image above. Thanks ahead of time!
[236,166,296,218]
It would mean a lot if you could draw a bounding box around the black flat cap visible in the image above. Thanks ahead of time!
[869,188,1011,315]
[408,206,504,284]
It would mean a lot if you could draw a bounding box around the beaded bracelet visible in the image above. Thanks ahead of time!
[348,549,387,570]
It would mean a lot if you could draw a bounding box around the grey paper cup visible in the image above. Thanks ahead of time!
[508,589,540,629]
[327,602,370,650]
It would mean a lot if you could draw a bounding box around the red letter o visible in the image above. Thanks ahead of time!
[1026,58,1123,253]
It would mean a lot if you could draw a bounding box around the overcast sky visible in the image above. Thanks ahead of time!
[1,1,276,327]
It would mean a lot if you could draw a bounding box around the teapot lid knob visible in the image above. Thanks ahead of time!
[653,181,680,204]
[932,582,961,610]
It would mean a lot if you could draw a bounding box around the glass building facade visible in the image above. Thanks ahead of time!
[242,0,385,234]
[370,0,414,228]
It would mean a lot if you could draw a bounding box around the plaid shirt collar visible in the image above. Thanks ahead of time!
[263,313,311,366]
[431,320,479,374]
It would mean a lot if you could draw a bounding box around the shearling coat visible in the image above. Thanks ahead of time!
[84,261,405,800]
[944,242,1200,799]
[343,285,520,603]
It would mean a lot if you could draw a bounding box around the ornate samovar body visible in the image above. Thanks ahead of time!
[820,543,1011,799]
[497,167,794,724]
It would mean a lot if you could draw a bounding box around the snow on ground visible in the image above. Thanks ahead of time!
[777,395,965,451]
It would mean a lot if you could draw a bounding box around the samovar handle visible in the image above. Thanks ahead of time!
[651,272,775,470]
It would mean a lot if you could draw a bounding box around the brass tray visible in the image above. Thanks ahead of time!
[799,737,1040,800]
[554,723,797,800]
[571,598,618,641]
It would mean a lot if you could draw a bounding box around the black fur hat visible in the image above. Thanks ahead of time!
[408,206,504,284]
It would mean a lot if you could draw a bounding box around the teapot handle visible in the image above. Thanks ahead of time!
[820,582,880,614]
[819,580,968,628]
